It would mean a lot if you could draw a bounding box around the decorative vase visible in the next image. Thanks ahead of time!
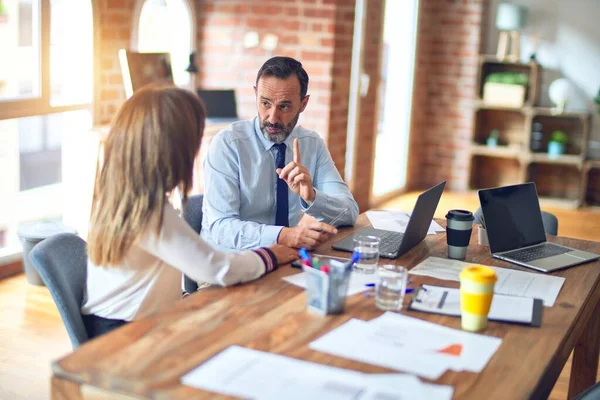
[548,141,564,158]
[486,137,498,147]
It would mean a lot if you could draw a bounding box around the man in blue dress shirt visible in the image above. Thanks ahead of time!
[201,56,359,251]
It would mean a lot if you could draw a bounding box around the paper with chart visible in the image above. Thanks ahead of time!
[410,284,536,324]
[181,345,453,400]
[408,256,565,306]
[365,210,444,235]
[283,270,376,296]
[309,315,501,379]
[368,312,503,373]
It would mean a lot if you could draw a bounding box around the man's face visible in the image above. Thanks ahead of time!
[254,75,310,143]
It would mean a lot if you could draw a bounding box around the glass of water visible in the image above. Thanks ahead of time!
[353,235,380,274]
[375,265,408,311]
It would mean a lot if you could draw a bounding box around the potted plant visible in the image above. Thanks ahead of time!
[594,88,600,114]
[548,130,568,158]
[486,129,500,147]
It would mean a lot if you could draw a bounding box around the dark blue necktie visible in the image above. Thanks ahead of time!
[274,143,289,227]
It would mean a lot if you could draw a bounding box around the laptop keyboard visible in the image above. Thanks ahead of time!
[503,243,569,262]
[379,231,404,254]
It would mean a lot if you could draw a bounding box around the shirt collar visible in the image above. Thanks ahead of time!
[253,117,296,152]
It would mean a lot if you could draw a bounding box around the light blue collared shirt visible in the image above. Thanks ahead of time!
[201,117,359,251]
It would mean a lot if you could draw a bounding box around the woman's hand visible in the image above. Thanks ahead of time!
[268,244,298,265]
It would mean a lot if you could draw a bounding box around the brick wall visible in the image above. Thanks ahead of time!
[94,0,136,125]
[407,0,485,191]
[196,0,346,143]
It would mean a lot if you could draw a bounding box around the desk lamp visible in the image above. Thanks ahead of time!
[496,3,528,62]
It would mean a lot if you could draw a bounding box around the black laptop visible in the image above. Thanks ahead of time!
[332,181,446,258]
[479,182,599,272]
[197,89,239,123]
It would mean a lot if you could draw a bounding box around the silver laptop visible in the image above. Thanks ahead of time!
[332,181,445,258]
[479,183,599,272]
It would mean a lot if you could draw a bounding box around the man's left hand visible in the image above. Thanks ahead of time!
[276,138,315,203]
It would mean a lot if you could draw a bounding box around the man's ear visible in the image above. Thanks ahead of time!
[300,94,310,113]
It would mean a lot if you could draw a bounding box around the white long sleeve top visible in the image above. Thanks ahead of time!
[81,204,276,321]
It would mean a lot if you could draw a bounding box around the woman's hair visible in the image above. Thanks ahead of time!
[88,85,206,266]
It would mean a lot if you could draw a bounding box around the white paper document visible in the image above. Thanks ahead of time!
[365,210,444,235]
[309,314,502,379]
[409,256,565,306]
[283,270,377,296]
[368,313,503,374]
[181,345,453,400]
[410,284,535,324]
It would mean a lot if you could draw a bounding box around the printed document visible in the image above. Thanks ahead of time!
[409,257,565,306]
[181,345,453,400]
[365,210,444,235]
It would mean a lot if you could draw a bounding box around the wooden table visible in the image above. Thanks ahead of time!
[51,216,600,399]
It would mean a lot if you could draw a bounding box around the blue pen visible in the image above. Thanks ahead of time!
[364,284,414,294]
[364,280,412,287]
[345,252,360,270]
[298,248,313,268]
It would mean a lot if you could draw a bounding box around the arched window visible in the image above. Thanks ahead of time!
[134,0,195,87]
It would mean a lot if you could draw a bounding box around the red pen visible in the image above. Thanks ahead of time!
[320,265,330,274]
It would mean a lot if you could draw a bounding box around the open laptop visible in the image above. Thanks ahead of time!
[479,182,599,272]
[197,89,239,123]
[332,181,446,258]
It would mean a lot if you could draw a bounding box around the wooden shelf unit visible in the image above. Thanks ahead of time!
[468,56,592,207]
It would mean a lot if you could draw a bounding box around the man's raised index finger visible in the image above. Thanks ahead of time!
[293,138,301,164]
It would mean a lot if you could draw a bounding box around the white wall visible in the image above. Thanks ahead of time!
[484,0,600,145]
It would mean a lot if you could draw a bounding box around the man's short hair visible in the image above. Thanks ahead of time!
[255,56,309,99]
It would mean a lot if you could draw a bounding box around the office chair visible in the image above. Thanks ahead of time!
[474,207,559,236]
[182,194,204,293]
[29,233,89,349]
[574,382,600,400]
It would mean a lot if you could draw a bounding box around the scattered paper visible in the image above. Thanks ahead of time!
[309,315,502,379]
[181,345,453,400]
[409,257,565,307]
[366,210,444,235]
[283,270,377,296]
[368,313,503,373]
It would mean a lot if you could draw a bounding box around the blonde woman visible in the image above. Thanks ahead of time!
[82,85,297,338]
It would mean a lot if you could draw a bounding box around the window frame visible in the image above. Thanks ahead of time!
[0,0,97,122]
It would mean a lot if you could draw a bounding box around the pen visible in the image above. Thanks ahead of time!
[363,285,415,294]
[328,207,350,227]
[298,248,313,268]
[364,280,413,287]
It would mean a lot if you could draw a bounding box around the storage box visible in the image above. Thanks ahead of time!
[483,82,526,108]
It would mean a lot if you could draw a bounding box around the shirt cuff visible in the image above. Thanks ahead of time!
[301,188,327,215]
[261,225,284,247]
[252,247,279,275]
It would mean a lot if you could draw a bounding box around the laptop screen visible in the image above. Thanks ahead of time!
[197,89,238,119]
[478,183,547,254]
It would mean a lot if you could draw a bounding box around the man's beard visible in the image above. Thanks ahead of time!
[260,112,300,144]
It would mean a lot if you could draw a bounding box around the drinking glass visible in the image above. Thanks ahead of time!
[375,265,408,311]
[353,235,380,274]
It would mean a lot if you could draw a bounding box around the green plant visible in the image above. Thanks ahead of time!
[485,72,529,86]
[550,130,568,144]
[595,88,600,114]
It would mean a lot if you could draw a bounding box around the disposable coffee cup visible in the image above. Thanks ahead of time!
[446,210,475,259]
[459,265,497,331]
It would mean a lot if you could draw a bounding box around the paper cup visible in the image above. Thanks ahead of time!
[459,265,497,331]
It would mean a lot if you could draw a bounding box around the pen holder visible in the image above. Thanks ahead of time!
[303,265,352,315]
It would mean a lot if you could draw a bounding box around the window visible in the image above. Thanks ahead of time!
[0,0,94,257]
[134,0,195,87]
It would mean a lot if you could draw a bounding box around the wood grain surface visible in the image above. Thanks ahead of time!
[52,215,600,400]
